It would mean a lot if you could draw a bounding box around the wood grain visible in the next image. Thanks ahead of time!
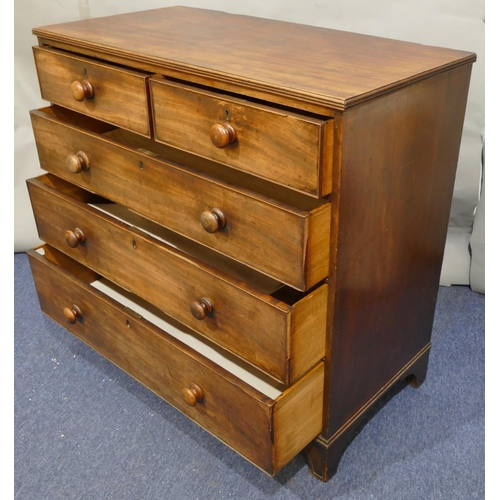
[30,106,330,290]
[27,174,328,384]
[150,78,334,198]
[273,362,324,471]
[27,246,324,474]
[289,283,328,383]
[33,46,151,136]
[32,6,476,111]
[323,64,474,435]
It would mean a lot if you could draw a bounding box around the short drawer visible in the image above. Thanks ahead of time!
[27,245,324,475]
[150,78,334,198]
[30,106,331,291]
[27,174,328,385]
[33,47,151,137]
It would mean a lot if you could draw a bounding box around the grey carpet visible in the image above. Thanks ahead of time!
[14,253,484,499]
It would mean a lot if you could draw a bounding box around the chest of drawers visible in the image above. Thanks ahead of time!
[26,7,475,481]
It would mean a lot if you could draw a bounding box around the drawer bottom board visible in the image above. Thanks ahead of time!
[27,245,325,474]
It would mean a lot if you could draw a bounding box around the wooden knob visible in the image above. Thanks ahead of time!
[63,304,82,324]
[200,208,226,233]
[209,123,236,148]
[182,383,203,406]
[66,151,90,173]
[65,228,85,248]
[190,297,214,320]
[71,80,94,101]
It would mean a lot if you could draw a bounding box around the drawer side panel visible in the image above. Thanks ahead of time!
[273,362,324,472]
[289,283,328,383]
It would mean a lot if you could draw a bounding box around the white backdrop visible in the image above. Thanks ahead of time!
[14,0,485,290]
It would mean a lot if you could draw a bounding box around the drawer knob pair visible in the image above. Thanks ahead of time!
[190,297,214,320]
[65,228,86,248]
[63,304,82,324]
[182,383,203,406]
[71,80,94,102]
[209,123,236,148]
[200,208,226,233]
[66,151,90,173]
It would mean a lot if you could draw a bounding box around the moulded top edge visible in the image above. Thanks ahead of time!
[33,6,477,111]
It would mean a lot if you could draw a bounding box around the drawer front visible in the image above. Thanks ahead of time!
[150,79,334,198]
[33,47,151,137]
[30,106,331,291]
[27,175,328,384]
[27,246,324,474]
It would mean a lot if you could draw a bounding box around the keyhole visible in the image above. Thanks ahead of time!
[225,109,229,120]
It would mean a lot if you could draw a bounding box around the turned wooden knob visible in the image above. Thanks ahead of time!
[200,208,226,233]
[190,297,214,320]
[209,123,236,148]
[71,80,94,101]
[63,304,82,324]
[66,151,90,173]
[65,228,85,248]
[182,383,203,406]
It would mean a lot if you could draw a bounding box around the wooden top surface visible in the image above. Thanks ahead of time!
[33,6,476,110]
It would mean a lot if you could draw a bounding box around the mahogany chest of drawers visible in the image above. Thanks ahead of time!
[26,7,475,481]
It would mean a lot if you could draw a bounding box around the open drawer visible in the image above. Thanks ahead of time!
[27,245,324,475]
[27,174,328,385]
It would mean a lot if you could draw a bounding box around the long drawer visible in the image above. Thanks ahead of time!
[30,106,331,291]
[150,78,334,198]
[27,245,324,475]
[33,47,151,137]
[27,174,328,385]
